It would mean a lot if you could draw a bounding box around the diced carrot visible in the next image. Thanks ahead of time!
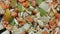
[43,31,48,34]
[2,20,8,28]
[53,0,57,2]
[54,13,60,19]
[1,2,8,10]
[30,0,36,7]
[11,12,18,17]
[49,19,58,28]
[14,8,18,13]
[16,17,26,25]
[45,24,50,29]
[52,0,57,5]
[24,1,29,8]
[16,17,20,23]
[53,24,57,28]
[21,1,29,8]
[21,2,26,7]
[21,20,26,25]
[27,16,33,23]
[32,1,36,7]
[49,19,55,26]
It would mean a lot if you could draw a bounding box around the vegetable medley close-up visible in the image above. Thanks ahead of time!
[0,0,60,34]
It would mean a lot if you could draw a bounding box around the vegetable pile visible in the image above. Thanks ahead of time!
[0,0,60,34]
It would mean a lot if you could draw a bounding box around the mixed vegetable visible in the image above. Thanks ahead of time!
[0,0,60,34]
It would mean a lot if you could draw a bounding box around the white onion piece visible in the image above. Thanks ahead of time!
[22,12,28,18]
[39,2,50,12]
[0,6,5,14]
[37,20,44,27]
[22,23,31,30]
[14,18,18,25]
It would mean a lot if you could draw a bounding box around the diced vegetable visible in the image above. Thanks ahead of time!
[24,1,29,8]
[0,0,60,34]
[1,2,8,9]
[39,8,47,16]
[17,4,23,13]
[43,31,48,34]
[22,23,31,30]
[11,11,18,17]
[29,2,32,6]
[27,16,33,23]
[3,9,13,21]
[9,19,15,26]
[21,20,26,25]
[54,13,60,19]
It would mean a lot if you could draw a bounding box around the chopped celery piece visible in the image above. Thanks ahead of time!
[29,2,32,6]
[17,4,23,13]
[39,8,47,16]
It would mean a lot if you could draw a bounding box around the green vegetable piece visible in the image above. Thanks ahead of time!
[9,19,15,26]
[39,8,47,16]
[29,2,32,6]
[17,4,23,13]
